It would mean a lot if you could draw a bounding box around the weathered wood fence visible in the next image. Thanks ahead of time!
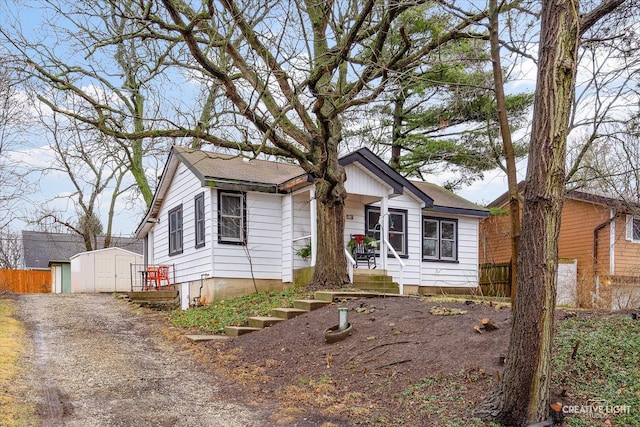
[479,262,511,297]
[0,269,51,293]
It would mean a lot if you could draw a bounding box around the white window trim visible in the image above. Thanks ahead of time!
[219,192,245,244]
[422,217,458,262]
[625,215,640,243]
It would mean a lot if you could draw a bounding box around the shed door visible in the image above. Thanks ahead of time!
[95,253,115,292]
[61,263,72,293]
[115,255,135,292]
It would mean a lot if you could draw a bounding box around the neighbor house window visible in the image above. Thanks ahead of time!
[423,217,457,261]
[626,215,640,243]
[365,206,407,256]
[194,192,205,248]
[168,205,183,255]
[218,191,245,244]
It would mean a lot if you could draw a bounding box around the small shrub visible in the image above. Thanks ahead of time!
[168,289,309,334]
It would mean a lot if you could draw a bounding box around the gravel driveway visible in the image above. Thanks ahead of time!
[16,294,260,427]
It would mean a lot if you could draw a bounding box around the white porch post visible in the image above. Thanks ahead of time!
[310,188,317,266]
[380,196,389,271]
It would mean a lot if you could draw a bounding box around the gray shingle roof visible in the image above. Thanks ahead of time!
[174,146,307,187]
[411,181,489,217]
[22,231,143,269]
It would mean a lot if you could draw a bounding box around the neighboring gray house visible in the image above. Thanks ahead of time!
[21,231,143,293]
[136,146,489,304]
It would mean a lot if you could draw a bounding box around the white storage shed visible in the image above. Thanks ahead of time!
[70,247,142,293]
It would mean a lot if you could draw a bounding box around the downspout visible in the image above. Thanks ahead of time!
[593,212,619,279]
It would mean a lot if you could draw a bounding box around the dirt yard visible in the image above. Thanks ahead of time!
[11,293,519,426]
[197,295,514,426]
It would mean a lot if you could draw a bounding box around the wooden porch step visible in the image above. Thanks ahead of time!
[126,290,178,301]
[225,326,262,337]
[293,299,331,311]
[270,307,308,319]
[247,316,284,329]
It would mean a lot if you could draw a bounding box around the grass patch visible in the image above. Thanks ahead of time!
[396,368,497,427]
[553,314,640,426]
[394,313,640,426]
[0,299,37,426]
[168,288,310,334]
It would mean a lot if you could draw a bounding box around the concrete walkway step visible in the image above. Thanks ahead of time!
[225,326,262,337]
[293,299,331,311]
[270,307,308,319]
[222,290,401,338]
[247,316,284,328]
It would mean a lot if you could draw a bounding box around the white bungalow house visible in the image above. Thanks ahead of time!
[135,146,489,306]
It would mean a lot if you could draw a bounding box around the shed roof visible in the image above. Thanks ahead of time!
[22,231,143,270]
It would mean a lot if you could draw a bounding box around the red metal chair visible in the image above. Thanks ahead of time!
[144,266,171,290]
[157,265,171,290]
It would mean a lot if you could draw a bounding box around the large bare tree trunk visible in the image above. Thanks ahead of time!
[309,126,351,289]
[312,178,350,289]
[476,0,579,424]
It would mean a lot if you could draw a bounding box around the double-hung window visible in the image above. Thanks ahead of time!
[423,217,457,261]
[168,205,183,255]
[194,193,205,248]
[218,191,245,244]
[365,206,407,256]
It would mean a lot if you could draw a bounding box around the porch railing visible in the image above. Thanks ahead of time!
[130,264,176,291]
[345,248,355,283]
[383,236,405,295]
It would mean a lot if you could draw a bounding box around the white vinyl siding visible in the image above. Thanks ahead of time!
[213,191,284,279]
[343,163,394,198]
[420,216,480,287]
[151,162,211,284]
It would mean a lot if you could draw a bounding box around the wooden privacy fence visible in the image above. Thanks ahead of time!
[0,269,51,294]
[479,262,511,297]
